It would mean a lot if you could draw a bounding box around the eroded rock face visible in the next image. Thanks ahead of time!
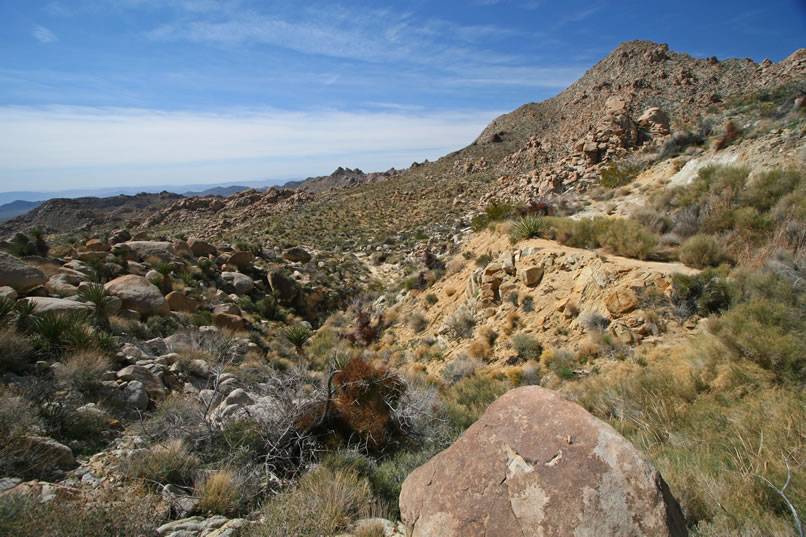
[400,386,687,537]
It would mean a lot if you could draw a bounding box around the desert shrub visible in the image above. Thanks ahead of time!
[520,295,534,312]
[713,120,742,151]
[353,520,386,537]
[424,293,438,305]
[467,338,491,360]
[145,314,181,337]
[578,311,611,332]
[743,168,803,212]
[54,351,111,398]
[442,307,475,340]
[710,298,806,383]
[630,207,672,234]
[407,311,428,333]
[672,269,732,317]
[658,131,705,160]
[510,215,550,242]
[441,356,484,384]
[0,483,167,537]
[308,327,338,369]
[678,233,729,268]
[326,356,407,452]
[367,446,441,518]
[124,439,201,487]
[256,296,285,321]
[283,325,311,353]
[0,327,36,374]
[440,374,510,431]
[248,466,373,537]
[484,199,513,221]
[470,213,489,232]
[540,349,577,379]
[595,218,659,259]
[600,162,642,188]
[511,334,542,361]
[544,217,659,259]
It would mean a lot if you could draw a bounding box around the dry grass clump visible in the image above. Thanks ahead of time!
[407,311,428,333]
[195,469,241,516]
[511,333,541,361]
[54,350,111,397]
[124,438,201,487]
[0,327,35,375]
[247,466,373,537]
[443,307,475,340]
[0,482,168,537]
[467,339,491,361]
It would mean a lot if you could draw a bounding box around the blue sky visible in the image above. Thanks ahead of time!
[0,1,804,192]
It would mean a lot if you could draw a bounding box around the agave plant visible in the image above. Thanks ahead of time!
[0,297,13,326]
[510,215,549,243]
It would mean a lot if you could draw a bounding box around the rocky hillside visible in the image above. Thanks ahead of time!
[0,40,804,537]
[288,166,404,194]
[0,192,183,237]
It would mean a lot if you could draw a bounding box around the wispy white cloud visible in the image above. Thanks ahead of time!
[0,105,503,188]
[32,25,58,44]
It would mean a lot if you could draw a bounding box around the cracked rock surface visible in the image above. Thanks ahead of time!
[399,386,687,537]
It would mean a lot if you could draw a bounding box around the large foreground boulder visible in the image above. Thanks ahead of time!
[104,275,169,317]
[0,252,47,293]
[400,386,687,537]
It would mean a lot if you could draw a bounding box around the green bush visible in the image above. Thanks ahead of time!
[600,162,642,188]
[678,233,729,268]
[367,447,440,517]
[672,269,732,317]
[511,334,542,361]
[440,375,509,431]
[484,200,513,221]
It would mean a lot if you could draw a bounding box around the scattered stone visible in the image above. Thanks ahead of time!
[18,436,76,472]
[519,265,544,287]
[123,381,149,411]
[105,275,170,317]
[221,272,255,294]
[85,239,109,252]
[166,291,199,313]
[283,247,312,263]
[226,251,253,268]
[0,285,18,300]
[117,365,166,397]
[214,312,245,331]
[188,238,217,257]
[400,386,687,537]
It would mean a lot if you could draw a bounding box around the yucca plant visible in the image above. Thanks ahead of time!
[78,282,114,330]
[510,215,549,242]
[13,300,36,332]
[30,311,91,356]
[154,263,174,293]
[0,298,13,326]
[283,325,311,354]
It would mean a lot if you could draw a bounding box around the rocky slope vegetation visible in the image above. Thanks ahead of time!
[1,40,804,537]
